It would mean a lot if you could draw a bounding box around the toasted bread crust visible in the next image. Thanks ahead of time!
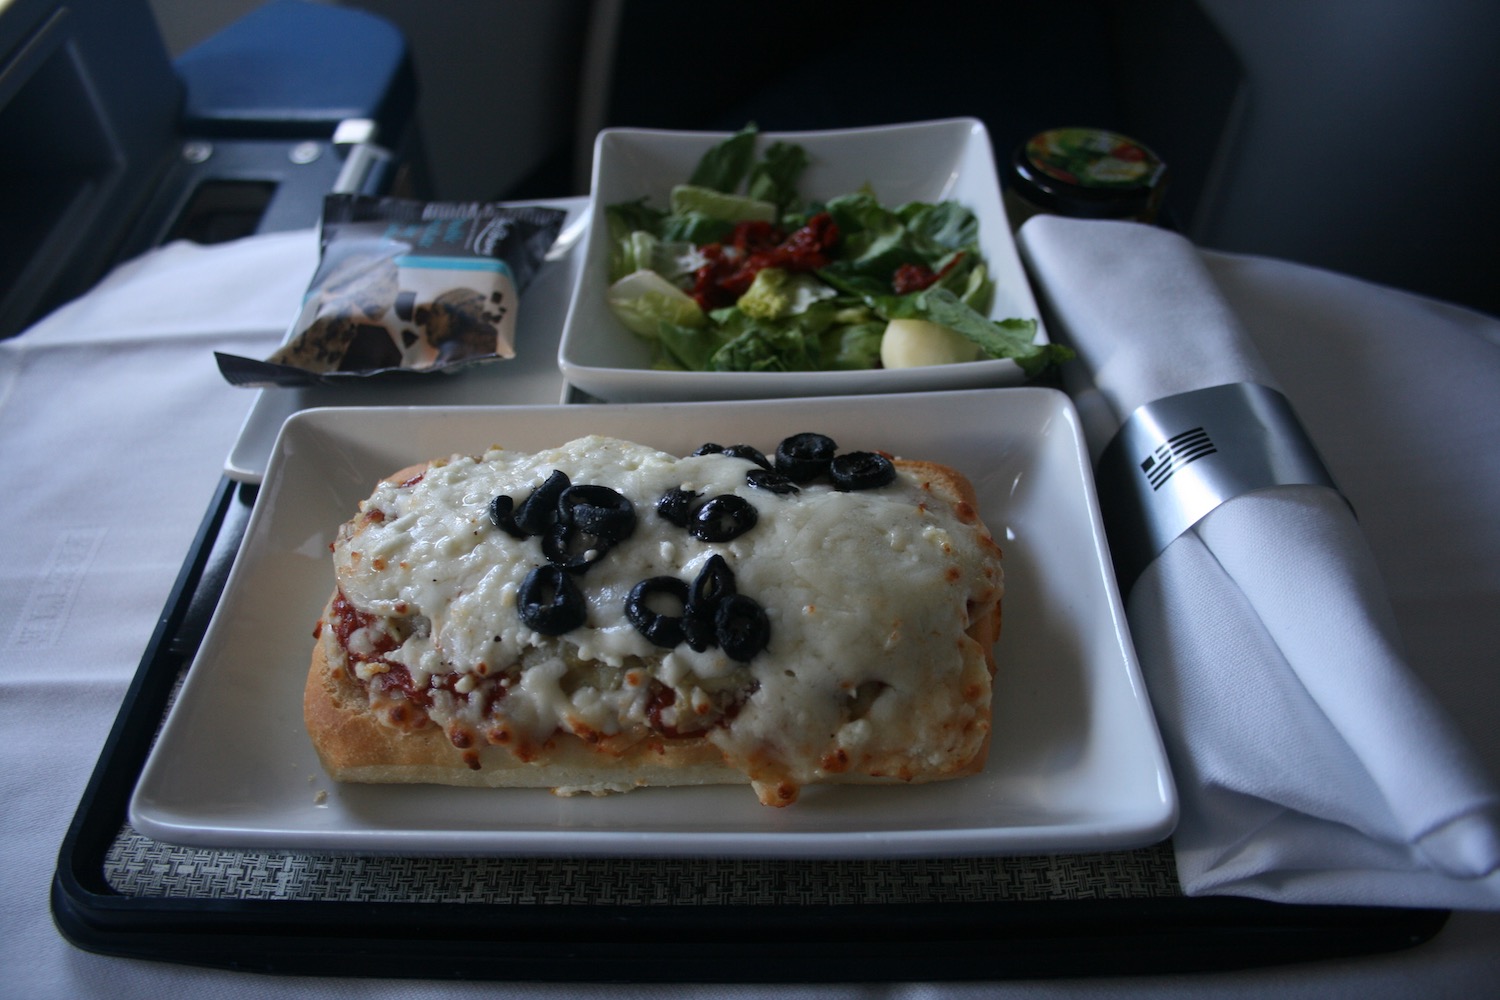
[304,613,745,790]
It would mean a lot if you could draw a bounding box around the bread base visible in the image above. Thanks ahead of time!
[304,452,1002,805]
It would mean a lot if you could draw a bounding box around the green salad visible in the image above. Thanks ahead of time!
[603,125,1070,376]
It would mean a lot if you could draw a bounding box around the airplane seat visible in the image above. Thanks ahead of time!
[0,0,426,339]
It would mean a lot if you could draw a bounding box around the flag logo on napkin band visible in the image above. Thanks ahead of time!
[1141,427,1217,490]
[1097,382,1342,594]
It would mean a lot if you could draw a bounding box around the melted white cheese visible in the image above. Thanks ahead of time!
[333,435,1002,787]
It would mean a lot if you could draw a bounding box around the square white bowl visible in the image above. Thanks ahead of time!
[558,118,1048,402]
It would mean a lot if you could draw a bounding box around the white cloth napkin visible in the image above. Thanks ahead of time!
[1017,215,1500,909]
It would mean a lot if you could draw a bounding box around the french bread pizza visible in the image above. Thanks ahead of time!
[304,433,1004,806]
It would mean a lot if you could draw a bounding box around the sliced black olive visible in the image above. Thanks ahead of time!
[829,451,896,491]
[715,593,771,661]
[517,564,587,635]
[540,522,611,572]
[684,554,736,651]
[775,432,838,483]
[681,614,715,652]
[655,486,701,527]
[746,468,799,495]
[688,553,737,612]
[690,494,758,542]
[681,573,724,649]
[513,470,571,535]
[691,443,725,456]
[488,494,527,539]
[721,444,772,470]
[626,576,689,648]
[559,484,636,543]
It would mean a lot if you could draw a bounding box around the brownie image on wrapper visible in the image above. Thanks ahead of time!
[395,290,418,322]
[418,287,502,363]
[267,313,357,371]
[266,249,404,372]
[339,322,404,370]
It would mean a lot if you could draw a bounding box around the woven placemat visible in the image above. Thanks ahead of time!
[105,826,1179,905]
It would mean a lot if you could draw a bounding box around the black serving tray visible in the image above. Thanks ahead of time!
[51,477,1449,982]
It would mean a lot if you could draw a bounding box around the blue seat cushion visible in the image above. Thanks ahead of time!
[174,0,415,139]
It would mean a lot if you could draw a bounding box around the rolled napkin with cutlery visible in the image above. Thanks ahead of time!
[1018,214,1500,908]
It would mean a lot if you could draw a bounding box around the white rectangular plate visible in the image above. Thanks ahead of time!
[133,389,1175,857]
[558,119,1050,402]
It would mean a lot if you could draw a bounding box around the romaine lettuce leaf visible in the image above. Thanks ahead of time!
[736,268,838,320]
[614,231,703,283]
[670,184,777,223]
[953,260,994,313]
[700,302,843,372]
[654,318,730,371]
[708,323,820,372]
[819,193,989,296]
[605,199,667,281]
[688,124,759,192]
[897,199,980,251]
[606,270,705,338]
[605,197,665,237]
[747,141,809,215]
[659,212,736,246]
[821,321,885,370]
[821,193,920,279]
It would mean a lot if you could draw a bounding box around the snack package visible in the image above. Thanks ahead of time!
[217,196,566,386]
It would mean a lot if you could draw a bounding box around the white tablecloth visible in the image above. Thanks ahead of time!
[2,223,1497,997]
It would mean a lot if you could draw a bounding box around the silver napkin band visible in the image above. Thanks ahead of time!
[1096,382,1341,594]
